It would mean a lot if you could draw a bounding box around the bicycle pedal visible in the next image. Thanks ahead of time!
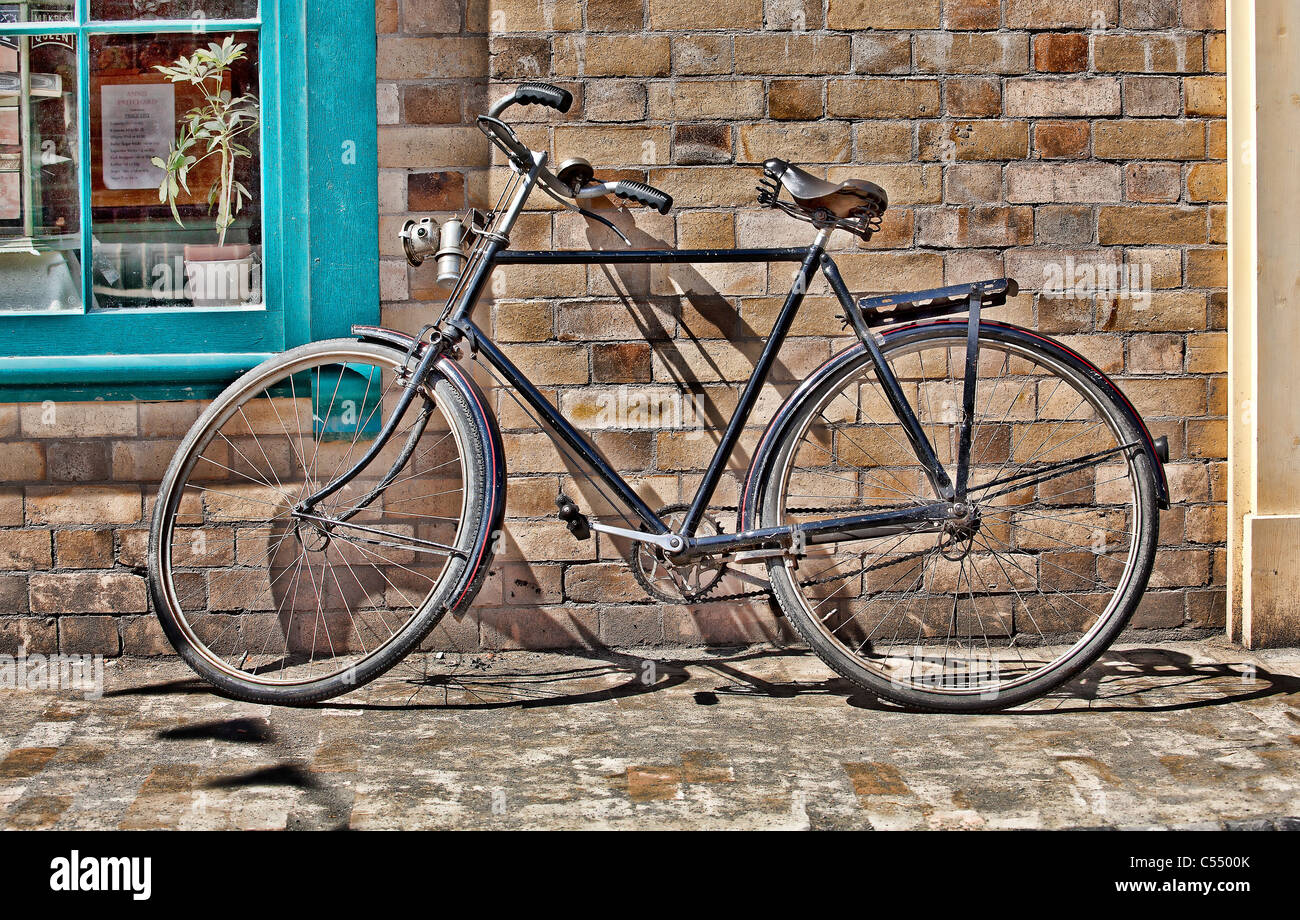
[555,494,591,541]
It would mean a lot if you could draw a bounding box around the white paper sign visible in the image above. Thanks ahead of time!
[101,82,175,190]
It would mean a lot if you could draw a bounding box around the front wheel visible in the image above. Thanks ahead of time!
[758,323,1160,712]
[148,339,498,705]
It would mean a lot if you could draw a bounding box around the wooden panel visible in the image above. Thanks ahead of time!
[1245,515,1300,647]
[305,0,379,341]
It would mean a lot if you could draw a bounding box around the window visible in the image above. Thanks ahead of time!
[0,1,378,400]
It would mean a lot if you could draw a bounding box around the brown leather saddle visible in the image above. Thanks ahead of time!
[762,158,889,222]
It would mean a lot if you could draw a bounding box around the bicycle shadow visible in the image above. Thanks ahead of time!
[319,644,701,711]
[583,208,822,417]
[309,644,1298,716]
[320,643,866,713]
[1023,647,1300,715]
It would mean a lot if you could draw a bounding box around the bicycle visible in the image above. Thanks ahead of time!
[147,83,1170,712]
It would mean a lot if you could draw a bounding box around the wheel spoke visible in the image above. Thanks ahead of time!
[764,329,1151,708]
[153,346,477,695]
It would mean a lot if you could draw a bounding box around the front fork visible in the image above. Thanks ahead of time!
[294,341,445,519]
[296,158,541,517]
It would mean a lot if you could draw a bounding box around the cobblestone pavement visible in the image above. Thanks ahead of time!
[0,639,1297,830]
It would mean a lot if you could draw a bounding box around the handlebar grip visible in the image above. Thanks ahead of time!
[513,83,574,113]
[612,180,673,215]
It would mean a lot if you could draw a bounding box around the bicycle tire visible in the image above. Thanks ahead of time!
[147,339,498,705]
[757,322,1160,712]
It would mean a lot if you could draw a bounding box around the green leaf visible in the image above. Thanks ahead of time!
[150,43,262,242]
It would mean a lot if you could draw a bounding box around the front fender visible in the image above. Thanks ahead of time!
[739,320,1171,530]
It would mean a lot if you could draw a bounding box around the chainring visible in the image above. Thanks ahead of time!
[630,503,732,604]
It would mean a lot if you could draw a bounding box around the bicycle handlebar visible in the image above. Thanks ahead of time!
[479,83,673,214]
[608,180,673,215]
[489,82,574,118]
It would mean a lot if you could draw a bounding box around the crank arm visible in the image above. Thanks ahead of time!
[588,521,686,554]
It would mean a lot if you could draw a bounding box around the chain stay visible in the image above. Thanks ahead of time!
[630,503,917,605]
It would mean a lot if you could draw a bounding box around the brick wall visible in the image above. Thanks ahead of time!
[0,0,1228,656]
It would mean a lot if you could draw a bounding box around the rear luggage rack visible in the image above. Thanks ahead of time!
[859,278,1019,328]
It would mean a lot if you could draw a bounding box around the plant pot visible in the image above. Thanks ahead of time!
[184,243,255,307]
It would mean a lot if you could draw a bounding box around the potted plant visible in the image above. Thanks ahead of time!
[152,36,260,307]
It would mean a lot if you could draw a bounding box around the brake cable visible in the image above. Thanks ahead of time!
[536,177,634,246]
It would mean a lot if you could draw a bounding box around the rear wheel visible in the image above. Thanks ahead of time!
[148,339,495,705]
[759,323,1160,712]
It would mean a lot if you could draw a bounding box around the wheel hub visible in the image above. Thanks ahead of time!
[296,521,332,553]
[939,504,981,561]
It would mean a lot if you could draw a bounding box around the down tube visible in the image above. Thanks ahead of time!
[449,319,670,535]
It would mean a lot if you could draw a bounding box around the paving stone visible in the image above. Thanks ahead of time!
[0,640,1294,829]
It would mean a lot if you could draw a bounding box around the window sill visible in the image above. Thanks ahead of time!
[0,352,271,403]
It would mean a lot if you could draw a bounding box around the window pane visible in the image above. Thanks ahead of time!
[90,32,262,310]
[0,32,81,314]
[0,1,74,24]
[90,0,257,21]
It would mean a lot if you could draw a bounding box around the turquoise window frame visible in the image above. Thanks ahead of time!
[0,0,379,402]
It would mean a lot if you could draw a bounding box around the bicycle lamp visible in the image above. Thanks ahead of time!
[435,217,467,287]
[400,217,439,267]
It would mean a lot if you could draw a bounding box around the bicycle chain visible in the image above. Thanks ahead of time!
[630,504,903,605]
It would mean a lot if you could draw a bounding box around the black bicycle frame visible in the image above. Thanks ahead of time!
[442,239,972,558]
[305,171,976,559]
